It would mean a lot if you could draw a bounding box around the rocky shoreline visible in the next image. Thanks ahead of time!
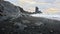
[0,0,60,34]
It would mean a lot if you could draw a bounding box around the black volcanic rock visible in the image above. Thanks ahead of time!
[0,1,21,22]
[18,6,34,14]
[35,7,42,14]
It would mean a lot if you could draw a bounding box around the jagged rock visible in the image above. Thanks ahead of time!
[35,7,42,14]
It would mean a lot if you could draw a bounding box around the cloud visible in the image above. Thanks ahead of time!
[43,8,60,14]
[19,0,50,5]
[5,0,60,14]
[19,0,36,4]
[18,0,50,12]
[26,7,35,12]
[5,0,18,5]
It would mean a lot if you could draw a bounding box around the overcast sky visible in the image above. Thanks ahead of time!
[5,0,60,15]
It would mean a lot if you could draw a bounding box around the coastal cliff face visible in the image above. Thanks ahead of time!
[0,1,21,22]
[0,1,60,34]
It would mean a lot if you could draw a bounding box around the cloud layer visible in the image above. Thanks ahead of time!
[5,0,60,15]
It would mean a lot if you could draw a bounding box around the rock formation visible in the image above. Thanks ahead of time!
[35,7,42,14]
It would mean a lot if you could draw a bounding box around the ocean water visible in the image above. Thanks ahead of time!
[30,14,60,21]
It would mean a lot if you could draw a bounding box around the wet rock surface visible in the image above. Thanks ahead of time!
[0,1,60,34]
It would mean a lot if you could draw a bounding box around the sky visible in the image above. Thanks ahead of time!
[5,0,60,15]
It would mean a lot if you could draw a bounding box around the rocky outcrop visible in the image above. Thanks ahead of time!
[35,7,42,13]
[0,1,21,22]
